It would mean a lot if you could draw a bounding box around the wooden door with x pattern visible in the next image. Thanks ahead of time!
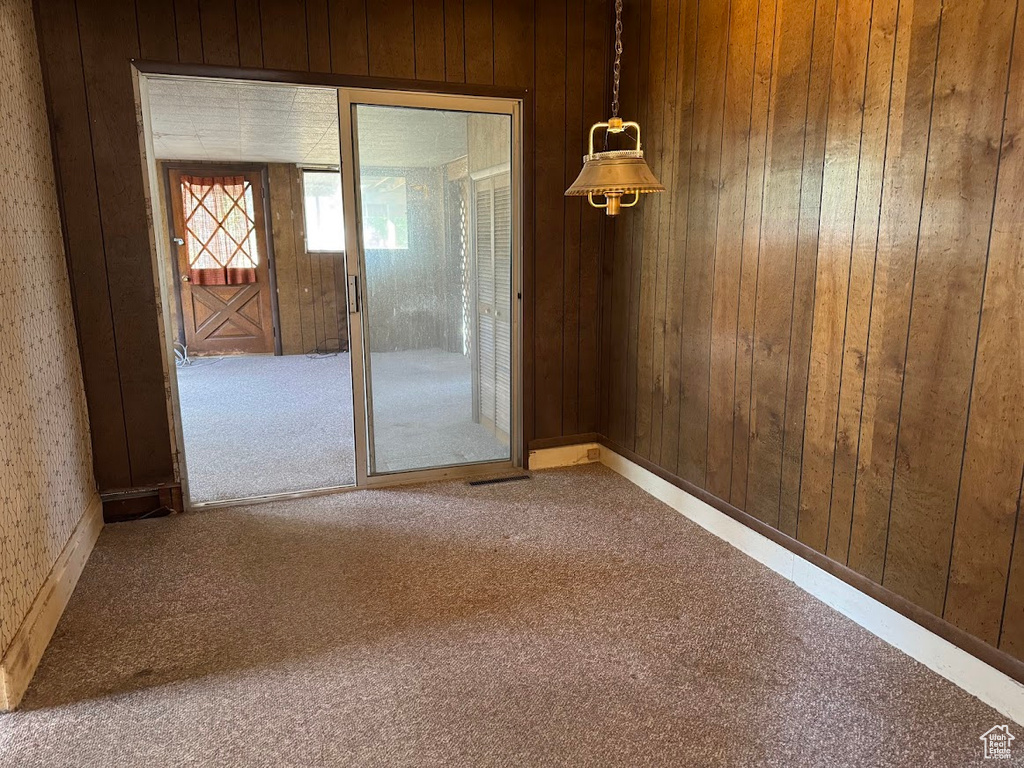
[169,167,276,356]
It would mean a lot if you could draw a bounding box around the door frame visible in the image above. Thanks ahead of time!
[133,63,530,509]
[161,161,282,357]
[339,88,524,488]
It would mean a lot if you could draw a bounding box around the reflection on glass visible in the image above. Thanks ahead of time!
[354,105,513,474]
[302,170,345,251]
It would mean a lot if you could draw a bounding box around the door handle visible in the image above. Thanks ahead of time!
[181,274,190,283]
[347,275,360,313]
[172,237,184,246]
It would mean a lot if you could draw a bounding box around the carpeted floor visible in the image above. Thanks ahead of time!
[0,465,1008,767]
[176,350,508,503]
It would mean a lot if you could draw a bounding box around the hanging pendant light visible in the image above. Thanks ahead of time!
[565,0,664,215]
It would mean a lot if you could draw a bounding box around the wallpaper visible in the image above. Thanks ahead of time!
[0,0,99,656]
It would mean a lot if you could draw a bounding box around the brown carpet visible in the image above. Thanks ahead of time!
[0,465,1012,766]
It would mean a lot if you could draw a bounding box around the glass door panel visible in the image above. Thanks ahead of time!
[349,102,515,475]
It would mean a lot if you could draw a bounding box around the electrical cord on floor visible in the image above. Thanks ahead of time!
[306,339,347,359]
[175,342,222,368]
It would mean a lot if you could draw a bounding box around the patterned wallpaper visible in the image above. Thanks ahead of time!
[0,0,99,656]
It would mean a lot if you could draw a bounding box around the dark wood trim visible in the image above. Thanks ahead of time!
[598,435,1024,687]
[131,59,530,101]
[528,432,600,451]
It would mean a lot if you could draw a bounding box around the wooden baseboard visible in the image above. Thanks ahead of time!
[528,441,601,470]
[0,495,103,711]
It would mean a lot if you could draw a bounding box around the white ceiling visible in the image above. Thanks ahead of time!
[146,77,469,168]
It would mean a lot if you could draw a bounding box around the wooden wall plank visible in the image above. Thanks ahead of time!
[462,0,491,85]
[623,0,651,452]
[823,0,899,561]
[367,0,415,78]
[847,0,942,582]
[706,0,760,500]
[329,0,368,75]
[443,0,466,83]
[730,0,778,509]
[775,0,836,539]
[576,0,610,433]
[173,0,204,63]
[493,0,532,89]
[136,0,180,61]
[235,0,264,67]
[35,0,132,489]
[260,0,310,71]
[199,0,240,66]
[306,0,332,71]
[414,0,445,80]
[647,0,682,465]
[657,0,698,472]
[77,0,174,486]
[743,0,815,525]
[945,3,1024,647]
[1000,472,1024,656]
[675,0,729,482]
[532,0,566,439]
[561,0,586,436]
[796,0,872,552]
[267,164,304,355]
[883,0,1016,616]
[633,0,669,460]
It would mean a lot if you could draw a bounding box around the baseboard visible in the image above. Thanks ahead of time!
[591,443,1024,726]
[528,442,601,470]
[0,495,103,711]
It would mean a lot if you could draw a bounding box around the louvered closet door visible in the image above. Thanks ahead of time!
[472,171,512,444]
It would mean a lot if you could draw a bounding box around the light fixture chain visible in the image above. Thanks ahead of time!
[611,0,623,118]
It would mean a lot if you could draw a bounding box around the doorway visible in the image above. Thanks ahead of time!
[138,73,522,505]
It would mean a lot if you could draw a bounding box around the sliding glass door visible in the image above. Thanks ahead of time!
[339,91,520,481]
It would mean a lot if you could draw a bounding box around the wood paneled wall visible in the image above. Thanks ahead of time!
[34,0,611,492]
[266,164,348,356]
[602,0,1024,661]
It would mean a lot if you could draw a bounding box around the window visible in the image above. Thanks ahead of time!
[360,175,409,250]
[302,170,345,251]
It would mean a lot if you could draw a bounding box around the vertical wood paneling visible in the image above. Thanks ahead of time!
[199,0,240,66]
[260,0,309,71]
[847,0,942,582]
[602,0,1024,665]
[443,0,465,82]
[414,0,445,80]
[577,0,610,433]
[730,0,778,509]
[533,0,565,439]
[945,3,1024,647]
[883,0,1016,616]
[77,0,174,485]
[658,0,697,472]
[306,0,332,72]
[561,0,585,436]
[35,0,132,489]
[633,0,669,460]
[173,0,203,63]
[136,0,180,61]
[235,0,264,67]
[744,0,815,525]
[329,0,368,75]
[775,0,836,539]
[797,0,873,552]
[824,0,899,561]
[706,0,759,500]
[463,0,492,85]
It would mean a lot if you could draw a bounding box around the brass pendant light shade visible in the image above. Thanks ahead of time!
[565,118,665,216]
[565,1,663,216]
